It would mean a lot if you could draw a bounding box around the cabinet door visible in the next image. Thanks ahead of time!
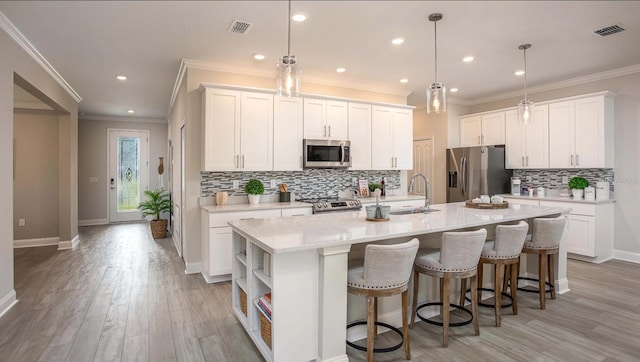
[565,214,596,257]
[525,104,549,168]
[371,106,394,170]
[393,108,414,170]
[202,88,241,171]
[326,100,348,140]
[460,116,482,147]
[303,98,327,139]
[505,110,525,169]
[347,102,372,170]
[574,96,603,168]
[274,96,303,171]
[548,101,575,168]
[210,227,233,276]
[240,92,273,171]
[481,112,505,145]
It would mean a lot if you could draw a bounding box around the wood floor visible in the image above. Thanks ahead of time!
[1,223,639,361]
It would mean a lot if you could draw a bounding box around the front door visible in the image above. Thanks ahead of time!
[108,129,149,222]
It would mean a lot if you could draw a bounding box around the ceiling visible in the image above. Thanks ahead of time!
[1,1,639,120]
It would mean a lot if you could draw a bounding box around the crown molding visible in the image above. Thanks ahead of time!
[470,63,640,105]
[0,10,82,103]
[167,59,188,116]
[13,101,54,111]
[80,115,167,124]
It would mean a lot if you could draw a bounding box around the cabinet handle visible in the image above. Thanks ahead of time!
[239,217,255,221]
[478,135,481,144]
[242,155,245,168]
[571,154,574,166]
[482,135,485,144]
[576,154,579,166]
[328,125,331,137]
[391,157,394,168]
[324,125,327,137]
[526,156,529,166]
[291,214,305,217]
[522,156,525,166]
[395,157,398,167]
[236,155,239,168]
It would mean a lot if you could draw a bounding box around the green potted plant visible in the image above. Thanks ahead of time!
[368,183,382,193]
[568,177,589,199]
[245,179,265,205]
[138,189,172,239]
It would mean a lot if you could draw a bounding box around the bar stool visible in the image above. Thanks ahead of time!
[514,217,566,310]
[464,221,529,327]
[347,238,419,362]
[410,229,487,347]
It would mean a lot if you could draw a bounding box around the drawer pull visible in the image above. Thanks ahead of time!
[239,217,255,221]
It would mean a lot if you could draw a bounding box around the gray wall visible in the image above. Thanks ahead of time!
[13,109,60,240]
[78,118,168,223]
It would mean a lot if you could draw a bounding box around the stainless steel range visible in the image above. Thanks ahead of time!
[298,198,362,214]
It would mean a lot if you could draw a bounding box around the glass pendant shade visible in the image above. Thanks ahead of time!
[277,55,300,97]
[518,99,534,125]
[427,82,446,114]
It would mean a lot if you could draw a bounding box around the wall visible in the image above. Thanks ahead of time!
[468,72,640,257]
[78,118,168,224]
[513,169,614,192]
[13,109,59,240]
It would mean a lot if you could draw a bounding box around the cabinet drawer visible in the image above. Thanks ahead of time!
[503,198,540,206]
[281,207,312,217]
[209,209,282,227]
[539,201,595,216]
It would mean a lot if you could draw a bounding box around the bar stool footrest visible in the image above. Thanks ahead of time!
[464,288,513,308]
[346,321,404,353]
[516,276,554,294]
[415,302,473,327]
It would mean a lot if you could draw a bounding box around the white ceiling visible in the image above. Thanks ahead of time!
[1,1,639,119]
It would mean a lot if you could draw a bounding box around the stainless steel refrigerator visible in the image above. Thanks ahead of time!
[446,146,512,202]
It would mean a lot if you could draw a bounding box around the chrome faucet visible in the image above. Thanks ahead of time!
[408,173,430,211]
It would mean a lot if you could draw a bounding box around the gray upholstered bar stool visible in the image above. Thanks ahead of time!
[464,221,529,327]
[347,238,419,362]
[410,229,487,347]
[512,217,566,310]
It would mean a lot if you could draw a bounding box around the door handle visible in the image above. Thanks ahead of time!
[461,157,467,197]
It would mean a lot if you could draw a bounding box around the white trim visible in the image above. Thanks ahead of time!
[613,249,640,264]
[201,272,231,284]
[0,290,18,319]
[78,218,109,227]
[168,59,189,115]
[172,232,182,257]
[81,115,167,124]
[58,234,80,250]
[185,261,201,274]
[0,10,82,102]
[13,101,55,111]
[318,355,349,362]
[14,237,59,248]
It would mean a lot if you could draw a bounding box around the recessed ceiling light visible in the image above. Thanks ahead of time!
[462,56,474,62]
[400,78,409,83]
[450,88,459,93]
[127,109,135,114]
[514,70,525,76]
[292,13,306,22]
[391,37,405,45]
[336,67,346,73]
[116,75,127,81]
[253,54,265,60]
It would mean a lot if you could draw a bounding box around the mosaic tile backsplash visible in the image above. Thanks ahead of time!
[513,169,614,191]
[201,170,401,199]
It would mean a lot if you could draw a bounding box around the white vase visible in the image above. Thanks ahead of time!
[247,194,261,205]
[571,189,584,200]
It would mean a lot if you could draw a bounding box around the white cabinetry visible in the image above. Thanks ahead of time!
[303,98,348,140]
[548,94,614,168]
[347,102,372,170]
[460,111,505,147]
[371,105,413,170]
[201,87,273,171]
[505,105,549,169]
[273,96,303,170]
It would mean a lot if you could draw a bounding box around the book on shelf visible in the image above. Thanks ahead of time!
[257,298,272,320]
[264,292,271,304]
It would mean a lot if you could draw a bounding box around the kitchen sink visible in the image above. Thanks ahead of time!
[389,208,440,215]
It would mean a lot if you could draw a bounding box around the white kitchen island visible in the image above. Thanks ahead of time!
[228,202,569,362]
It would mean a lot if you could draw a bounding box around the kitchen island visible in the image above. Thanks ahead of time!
[228,202,569,362]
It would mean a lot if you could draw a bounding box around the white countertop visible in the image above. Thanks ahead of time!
[228,202,570,254]
[201,201,312,213]
[499,194,615,204]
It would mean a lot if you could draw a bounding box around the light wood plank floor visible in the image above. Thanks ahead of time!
[1,223,639,361]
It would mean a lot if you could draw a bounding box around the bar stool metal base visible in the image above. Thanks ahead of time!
[464,287,513,308]
[415,302,473,327]
[516,276,554,294]
[346,321,404,353]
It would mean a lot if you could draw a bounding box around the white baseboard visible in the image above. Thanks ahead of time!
[58,234,80,250]
[172,233,182,257]
[0,290,18,319]
[78,218,108,226]
[613,249,640,264]
[201,272,231,284]
[14,237,59,248]
[319,355,349,362]
[185,262,201,274]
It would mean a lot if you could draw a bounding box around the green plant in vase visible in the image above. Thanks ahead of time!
[138,189,172,239]
[568,177,589,199]
[245,179,265,205]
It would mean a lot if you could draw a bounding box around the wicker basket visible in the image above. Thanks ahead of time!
[150,219,167,239]
[260,313,272,348]
[239,289,247,316]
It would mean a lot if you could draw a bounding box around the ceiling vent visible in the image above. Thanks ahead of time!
[228,20,253,34]
[594,23,626,37]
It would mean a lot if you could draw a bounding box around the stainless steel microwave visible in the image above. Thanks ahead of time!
[303,139,351,168]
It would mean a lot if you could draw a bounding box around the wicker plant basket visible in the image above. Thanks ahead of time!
[260,313,272,348]
[239,289,247,316]
[150,219,168,239]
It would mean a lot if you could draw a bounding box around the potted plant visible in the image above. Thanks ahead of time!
[245,179,265,205]
[368,183,382,193]
[138,189,172,239]
[568,177,589,199]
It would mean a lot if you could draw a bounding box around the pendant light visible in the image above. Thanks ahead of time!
[517,44,534,124]
[426,13,446,114]
[276,0,301,97]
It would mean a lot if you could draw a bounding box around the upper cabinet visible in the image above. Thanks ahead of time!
[303,98,348,140]
[371,106,413,170]
[347,102,372,170]
[548,94,614,168]
[274,95,304,171]
[460,111,505,147]
[505,105,549,169]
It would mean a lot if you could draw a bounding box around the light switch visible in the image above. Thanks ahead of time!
[270,180,276,188]
[232,180,239,189]
[89,177,98,183]
[18,218,25,227]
